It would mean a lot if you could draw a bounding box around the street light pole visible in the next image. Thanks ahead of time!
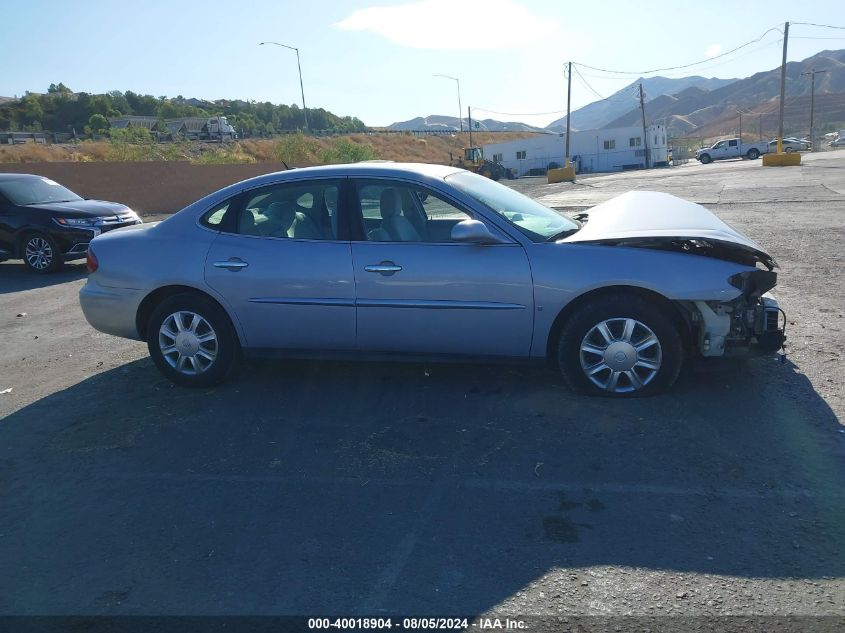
[801,69,827,150]
[434,75,463,132]
[776,22,789,154]
[260,41,309,133]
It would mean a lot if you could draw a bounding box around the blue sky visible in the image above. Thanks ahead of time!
[0,0,842,127]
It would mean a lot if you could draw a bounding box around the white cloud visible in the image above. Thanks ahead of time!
[334,0,559,50]
[705,43,722,58]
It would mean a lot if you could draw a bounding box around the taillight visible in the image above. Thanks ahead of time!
[86,248,99,274]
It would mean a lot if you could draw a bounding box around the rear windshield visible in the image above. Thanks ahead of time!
[0,177,83,206]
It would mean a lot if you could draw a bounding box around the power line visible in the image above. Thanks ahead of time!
[571,64,635,103]
[471,106,568,117]
[791,22,845,30]
[573,26,782,76]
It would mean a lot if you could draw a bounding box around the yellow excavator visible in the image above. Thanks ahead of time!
[450,146,510,181]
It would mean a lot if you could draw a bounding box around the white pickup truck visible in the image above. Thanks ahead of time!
[696,138,769,164]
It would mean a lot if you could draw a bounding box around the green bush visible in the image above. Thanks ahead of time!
[320,138,378,164]
[274,133,322,164]
[190,145,255,165]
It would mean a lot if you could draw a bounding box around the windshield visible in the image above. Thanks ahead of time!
[446,171,578,242]
[0,177,83,206]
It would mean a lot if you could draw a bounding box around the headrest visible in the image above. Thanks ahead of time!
[265,201,297,225]
[379,188,401,219]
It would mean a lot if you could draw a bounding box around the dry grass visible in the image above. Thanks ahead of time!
[0,132,538,166]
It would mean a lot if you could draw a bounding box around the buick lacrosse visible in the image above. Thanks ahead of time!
[79,163,785,396]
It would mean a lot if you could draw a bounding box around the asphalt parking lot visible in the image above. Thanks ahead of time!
[2,152,845,626]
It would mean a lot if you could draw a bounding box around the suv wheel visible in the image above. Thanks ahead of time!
[699,154,712,164]
[557,295,683,397]
[147,293,239,387]
[22,233,63,273]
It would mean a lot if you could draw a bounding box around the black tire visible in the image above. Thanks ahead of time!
[699,154,712,164]
[20,232,63,273]
[747,148,760,160]
[147,293,239,388]
[557,294,683,397]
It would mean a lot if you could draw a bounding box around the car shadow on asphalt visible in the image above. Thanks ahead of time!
[0,261,87,294]
[1,354,843,614]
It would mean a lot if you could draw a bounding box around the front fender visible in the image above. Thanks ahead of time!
[527,243,753,357]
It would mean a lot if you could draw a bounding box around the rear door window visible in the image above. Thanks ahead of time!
[234,180,342,240]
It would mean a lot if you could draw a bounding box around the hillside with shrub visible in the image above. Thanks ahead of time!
[0,83,367,137]
[0,131,538,166]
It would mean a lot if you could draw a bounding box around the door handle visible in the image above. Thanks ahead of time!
[365,262,402,275]
[213,258,249,271]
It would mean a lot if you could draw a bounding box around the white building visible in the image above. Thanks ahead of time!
[483,123,668,176]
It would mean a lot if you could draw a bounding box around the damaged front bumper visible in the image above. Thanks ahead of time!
[690,270,786,358]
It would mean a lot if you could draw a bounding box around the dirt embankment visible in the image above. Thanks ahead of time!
[0,132,538,213]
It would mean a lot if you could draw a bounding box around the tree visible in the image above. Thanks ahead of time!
[88,114,109,135]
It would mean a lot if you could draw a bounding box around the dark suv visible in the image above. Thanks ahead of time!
[0,174,141,273]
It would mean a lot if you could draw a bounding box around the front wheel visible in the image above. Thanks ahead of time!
[22,232,63,273]
[699,154,712,164]
[557,295,683,397]
[747,148,760,160]
[147,293,239,387]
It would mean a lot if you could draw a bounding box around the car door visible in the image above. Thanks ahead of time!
[350,178,534,357]
[0,191,21,256]
[203,178,356,351]
[712,141,727,159]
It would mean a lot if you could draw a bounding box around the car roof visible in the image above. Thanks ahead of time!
[0,173,46,181]
[262,161,461,180]
[209,162,465,197]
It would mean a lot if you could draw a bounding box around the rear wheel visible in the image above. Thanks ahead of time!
[147,293,239,387]
[747,148,760,159]
[21,232,63,273]
[557,295,683,397]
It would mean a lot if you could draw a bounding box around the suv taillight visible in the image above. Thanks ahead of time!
[86,248,99,274]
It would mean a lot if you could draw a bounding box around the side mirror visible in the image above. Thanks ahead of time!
[451,219,507,245]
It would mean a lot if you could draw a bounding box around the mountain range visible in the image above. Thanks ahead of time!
[387,115,546,133]
[389,49,845,138]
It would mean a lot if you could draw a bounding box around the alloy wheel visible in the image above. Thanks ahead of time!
[158,311,218,376]
[579,317,662,393]
[25,236,53,271]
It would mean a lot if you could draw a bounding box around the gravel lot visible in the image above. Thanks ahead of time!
[1,152,845,628]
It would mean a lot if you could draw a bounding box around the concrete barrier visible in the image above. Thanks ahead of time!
[547,165,576,183]
[0,162,292,214]
[762,153,801,167]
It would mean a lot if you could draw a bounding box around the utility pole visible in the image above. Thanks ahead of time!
[565,61,572,167]
[776,22,789,153]
[738,109,742,141]
[759,114,763,141]
[638,83,649,168]
[801,69,827,150]
[468,106,473,149]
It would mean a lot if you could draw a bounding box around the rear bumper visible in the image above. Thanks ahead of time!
[79,279,146,341]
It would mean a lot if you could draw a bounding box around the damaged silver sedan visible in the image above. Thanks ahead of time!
[79,163,785,396]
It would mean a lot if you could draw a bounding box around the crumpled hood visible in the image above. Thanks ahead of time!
[562,191,775,268]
